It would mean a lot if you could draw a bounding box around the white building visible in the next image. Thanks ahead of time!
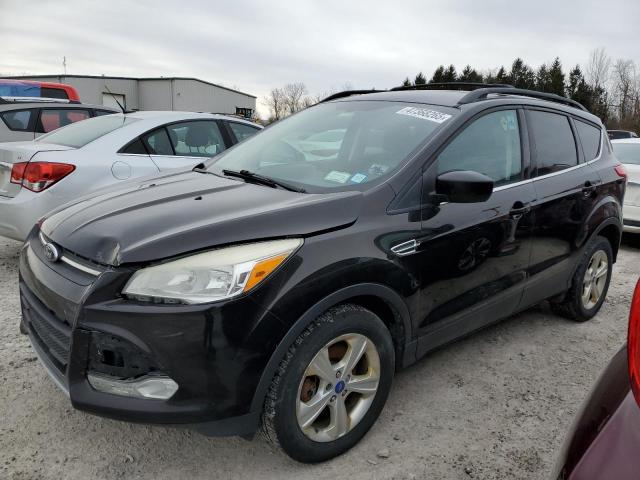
[8,75,256,118]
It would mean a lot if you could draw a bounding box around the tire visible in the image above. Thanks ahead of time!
[551,235,613,322]
[262,304,395,463]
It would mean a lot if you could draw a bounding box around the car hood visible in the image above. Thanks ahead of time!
[42,171,363,266]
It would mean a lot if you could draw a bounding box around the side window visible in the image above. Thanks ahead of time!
[1,109,33,131]
[142,128,174,155]
[437,110,522,186]
[228,122,260,142]
[166,121,226,157]
[528,110,578,176]
[37,109,91,133]
[575,120,601,161]
[121,138,148,154]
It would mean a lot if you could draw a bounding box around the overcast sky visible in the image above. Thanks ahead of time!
[1,0,639,116]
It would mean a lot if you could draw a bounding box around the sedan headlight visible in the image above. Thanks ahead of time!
[122,238,302,304]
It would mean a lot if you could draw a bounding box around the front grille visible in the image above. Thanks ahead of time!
[20,286,71,373]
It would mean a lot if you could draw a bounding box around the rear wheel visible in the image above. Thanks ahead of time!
[551,235,613,322]
[262,304,394,463]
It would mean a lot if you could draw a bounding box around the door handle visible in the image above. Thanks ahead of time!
[509,201,530,217]
[582,181,597,196]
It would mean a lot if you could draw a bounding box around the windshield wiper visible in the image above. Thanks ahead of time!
[222,169,306,193]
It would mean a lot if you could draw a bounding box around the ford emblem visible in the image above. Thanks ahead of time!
[43,242,61,262]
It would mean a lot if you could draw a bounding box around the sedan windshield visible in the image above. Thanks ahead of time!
[612,142,640,165]
[208,101,455,191]
[37,114,139,148]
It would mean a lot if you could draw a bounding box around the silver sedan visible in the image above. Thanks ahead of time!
[0,111,261,240]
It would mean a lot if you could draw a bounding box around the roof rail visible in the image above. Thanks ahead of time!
[0,96,80,104]
[457,87,588,111]
[320,89,386,103]
[390,82,514,92]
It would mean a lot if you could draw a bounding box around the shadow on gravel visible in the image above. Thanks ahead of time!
[621,233,640,250]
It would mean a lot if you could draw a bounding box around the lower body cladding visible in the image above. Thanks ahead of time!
[18,241,285,437]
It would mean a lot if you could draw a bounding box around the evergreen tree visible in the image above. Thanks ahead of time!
[508,58,536,89]
[414,72,426,85]
[442,64,457,82]
[459,65,483,83]
[402,77,412,87]
[430,65,446,83]
[536,64,551,92]
[495,66,508,84]
[548,57,566,96]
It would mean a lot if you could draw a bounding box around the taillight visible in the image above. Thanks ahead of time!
[614,164,628,181]
[629,279,640,407]
[10,162,75,192]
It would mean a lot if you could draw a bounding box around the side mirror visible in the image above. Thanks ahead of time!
[436,170,494,203]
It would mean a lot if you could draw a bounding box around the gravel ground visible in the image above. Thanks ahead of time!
[1,235,639,480]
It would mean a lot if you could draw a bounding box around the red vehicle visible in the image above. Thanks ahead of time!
[553,278,640,479]
[0,79,80,101]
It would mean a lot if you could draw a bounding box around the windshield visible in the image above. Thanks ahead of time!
[208,101,454,191]
[36,114,138,148]
[612,142,640,165]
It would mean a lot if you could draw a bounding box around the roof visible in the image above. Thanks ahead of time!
[119,110,262,127]
[4,74,257,99]
[328,89,601,124]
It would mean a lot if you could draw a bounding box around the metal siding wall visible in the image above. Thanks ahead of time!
[138,80,173,110]
[172,79,256,114]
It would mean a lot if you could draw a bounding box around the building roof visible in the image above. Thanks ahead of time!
[4,74,256,99]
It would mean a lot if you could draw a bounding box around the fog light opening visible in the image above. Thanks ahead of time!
[87,373,178,400]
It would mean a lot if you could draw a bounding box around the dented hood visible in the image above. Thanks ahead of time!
[42,171,363,266]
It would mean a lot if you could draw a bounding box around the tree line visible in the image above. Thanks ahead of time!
[263,48,638,132]
[401,48,639,132]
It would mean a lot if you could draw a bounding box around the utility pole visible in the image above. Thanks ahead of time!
[63,56,67,75]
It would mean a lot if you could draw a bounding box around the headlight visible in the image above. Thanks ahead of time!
[122,238,302,304]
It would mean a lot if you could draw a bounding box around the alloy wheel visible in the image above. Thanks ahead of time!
[581,249,608,310]
[296,333,380,442]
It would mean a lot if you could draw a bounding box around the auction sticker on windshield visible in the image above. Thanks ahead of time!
[396,107,452,124]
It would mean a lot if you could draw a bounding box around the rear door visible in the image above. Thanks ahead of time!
[144,120,228,171]
[415,108,536,354]
[519,108,602,308]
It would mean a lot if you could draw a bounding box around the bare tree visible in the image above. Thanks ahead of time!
[586,47,611,89]
[281,82,308,115]
[612,59,638,126]
[262,87,286,121]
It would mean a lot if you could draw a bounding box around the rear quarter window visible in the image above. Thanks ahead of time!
[0,109,34,131]
[575,120,601,161]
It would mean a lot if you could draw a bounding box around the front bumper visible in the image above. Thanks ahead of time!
[18,234,285,437]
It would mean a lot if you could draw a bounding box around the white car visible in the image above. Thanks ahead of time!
[0,111,261,240]
[612,138,640,233]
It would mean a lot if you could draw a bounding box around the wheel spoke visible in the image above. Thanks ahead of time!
[327,397,349,440]
[594,262,608,279]
[342,336,368,376]
[347,371,379,396]
[582,282,592,304]
[307,348,335,383]
[591,279,602,301]
[297,392,331,429]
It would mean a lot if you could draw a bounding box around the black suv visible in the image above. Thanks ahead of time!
[19,85,626,462]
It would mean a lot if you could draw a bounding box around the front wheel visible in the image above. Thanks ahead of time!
[262,304,395,463]
[551,235,613,322]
